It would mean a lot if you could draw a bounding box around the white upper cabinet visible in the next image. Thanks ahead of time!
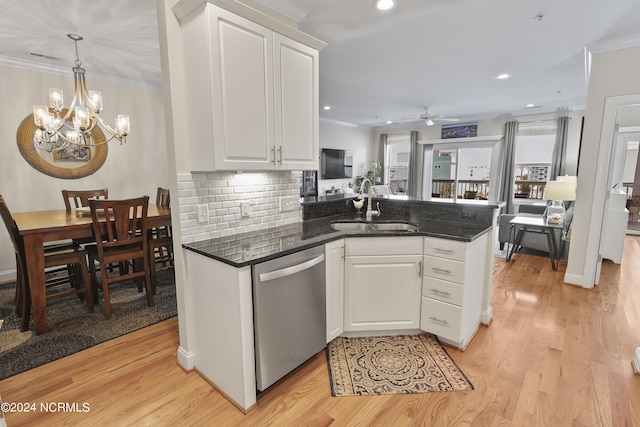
[273,34,319,170]
[180,3,321,171]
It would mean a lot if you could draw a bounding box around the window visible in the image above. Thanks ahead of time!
[430,147,492,199]
[422,136,501,201]
[383,134,411,194]
[514,122,557,200]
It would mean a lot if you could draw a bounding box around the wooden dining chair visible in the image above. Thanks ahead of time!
[62,188,111,276]
[0,194,93,333]
[62,189,109,210]
[87,196,154,319]
[156,187,170,208]
[148,188,173,293]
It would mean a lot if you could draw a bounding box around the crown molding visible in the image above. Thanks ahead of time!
[173,0,325,50]
[584,34,640,83]
[0,55,161,92]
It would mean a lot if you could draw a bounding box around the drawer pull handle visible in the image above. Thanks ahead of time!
[429,316,449,325]
[430,288,451,296]
[433,247,453,253]
[431,267,452,274]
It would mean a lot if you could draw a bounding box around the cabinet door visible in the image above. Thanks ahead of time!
[325,239,344,342]
[344,255,422,331]
[273,34,319,170]
[209,7,275,170]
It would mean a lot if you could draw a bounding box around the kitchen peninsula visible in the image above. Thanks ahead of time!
[182,196,502,412]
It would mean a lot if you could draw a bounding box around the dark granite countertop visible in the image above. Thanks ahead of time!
[183,212,493,268]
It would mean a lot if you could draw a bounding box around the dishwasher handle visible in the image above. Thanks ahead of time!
[259,254,325,282]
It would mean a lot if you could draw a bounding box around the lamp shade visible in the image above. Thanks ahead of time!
[556,175,577,193]
[544,180,576,201]
[556,175,577,184]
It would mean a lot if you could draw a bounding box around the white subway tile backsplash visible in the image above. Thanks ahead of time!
[179,170,302,243]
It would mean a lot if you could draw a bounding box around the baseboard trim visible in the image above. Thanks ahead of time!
[481,307,493,325]
[563,272,584,287]
[177,346,195,371]
[0,270,16,285]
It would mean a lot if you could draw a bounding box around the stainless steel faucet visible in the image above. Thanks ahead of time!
[359,178,380,221]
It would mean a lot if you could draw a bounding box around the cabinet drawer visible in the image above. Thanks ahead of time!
[346,236,422,256]
[423,237,466,261]
[421,297,462,342]
[422,277,464,306]
[423,256,465,284]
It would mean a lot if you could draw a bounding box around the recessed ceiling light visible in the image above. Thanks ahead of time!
[375,0,396,11]
[386,121,393,124]
[323,105,331,110]
[526,103,535,108]
[497,73,510,79]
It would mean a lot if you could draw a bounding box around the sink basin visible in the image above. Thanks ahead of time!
[330,222,373,231]
[371,223,419,232]
[330,221,419,232]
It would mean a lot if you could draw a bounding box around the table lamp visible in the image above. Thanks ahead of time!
[544,180,577,224]
[556,174,578,188]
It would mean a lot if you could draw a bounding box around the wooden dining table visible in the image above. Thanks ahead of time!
[13,205,171,334]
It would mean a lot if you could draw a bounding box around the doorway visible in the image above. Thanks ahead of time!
[618,131,640,234]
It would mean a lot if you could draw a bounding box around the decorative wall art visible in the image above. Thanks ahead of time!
[16,112,108,179]
[441,123,478,139]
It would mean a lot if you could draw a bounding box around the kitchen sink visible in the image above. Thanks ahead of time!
[330,222,373,231]
[330,221,419,232]
[371,223,419,232]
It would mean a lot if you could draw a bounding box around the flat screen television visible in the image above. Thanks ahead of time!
[321,148,353,179]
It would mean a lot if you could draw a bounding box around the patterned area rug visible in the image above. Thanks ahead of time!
[0,272,176,380]
[326,334,473,396]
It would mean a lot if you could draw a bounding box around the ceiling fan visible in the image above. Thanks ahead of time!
[419,106,459,126]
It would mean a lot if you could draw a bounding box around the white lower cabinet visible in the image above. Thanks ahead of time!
[344,237,422,332]
[325,239,344,342]
[420,234,488,349]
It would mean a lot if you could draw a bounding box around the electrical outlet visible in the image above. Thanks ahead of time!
[241,201,250,217]
[197,204,208,224]
[242,245,253,260]
[279,196,299,212]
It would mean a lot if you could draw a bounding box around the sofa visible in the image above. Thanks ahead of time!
[498,202,571,255]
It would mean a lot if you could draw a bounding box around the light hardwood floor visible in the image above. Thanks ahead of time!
[2,236,640,426]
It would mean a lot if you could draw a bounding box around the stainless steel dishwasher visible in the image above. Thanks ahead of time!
[252,245,326,392]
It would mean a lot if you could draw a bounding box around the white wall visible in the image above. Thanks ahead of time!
[566,44,640,288]
[317,120,375,195]
[0,64,168,282]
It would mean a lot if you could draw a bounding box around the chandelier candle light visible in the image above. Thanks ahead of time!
[32,34,130,152]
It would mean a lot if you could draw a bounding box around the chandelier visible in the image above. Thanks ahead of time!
[32,34,130,152]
